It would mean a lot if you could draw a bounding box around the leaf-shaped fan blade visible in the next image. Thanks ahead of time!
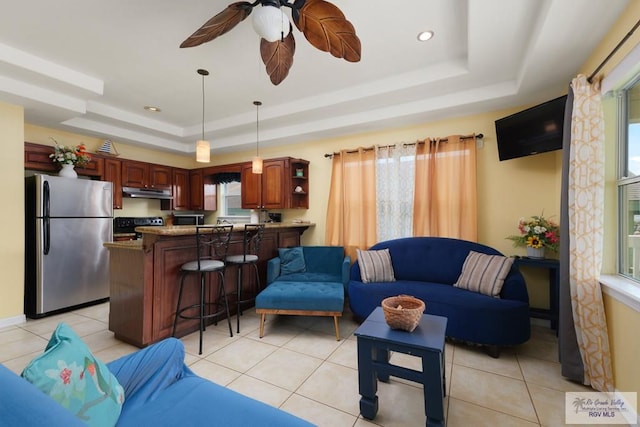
[260,30,296,85]
[293,0,361,62]
[180,2,253,48]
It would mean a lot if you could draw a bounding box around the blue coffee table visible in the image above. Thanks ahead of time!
[354,307,447,427]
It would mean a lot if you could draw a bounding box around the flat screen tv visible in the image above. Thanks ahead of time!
[495,95,567,161]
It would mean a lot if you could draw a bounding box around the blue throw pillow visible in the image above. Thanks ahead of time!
[21,322,125,427]
[279,247,306,275]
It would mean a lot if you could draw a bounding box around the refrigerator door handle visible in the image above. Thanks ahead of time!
[43,180,50,255]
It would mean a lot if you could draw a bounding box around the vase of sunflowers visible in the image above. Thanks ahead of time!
[507,214,559,259]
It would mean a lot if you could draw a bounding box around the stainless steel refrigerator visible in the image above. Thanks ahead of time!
[25,174,113,318]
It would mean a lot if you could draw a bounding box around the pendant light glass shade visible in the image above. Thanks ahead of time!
[252,156,263,174]
[252,100,263,174]
[196,68,210,163]
[196,140,210,163]
[252,5,290,42]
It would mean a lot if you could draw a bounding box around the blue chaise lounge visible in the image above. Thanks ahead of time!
[256,246,350,340]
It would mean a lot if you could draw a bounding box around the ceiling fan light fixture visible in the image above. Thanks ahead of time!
[252,4,290,42]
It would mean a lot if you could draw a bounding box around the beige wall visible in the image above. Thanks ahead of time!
[0,102,25,323]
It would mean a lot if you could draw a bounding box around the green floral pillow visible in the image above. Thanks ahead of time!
[21,322,125,427]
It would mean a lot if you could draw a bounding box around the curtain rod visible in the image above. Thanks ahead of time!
[323,133,483,158]
[588,18,640,83]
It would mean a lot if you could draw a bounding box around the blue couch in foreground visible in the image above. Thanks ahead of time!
[0,338,313,427]
[256,246,350,340]
[349,237,530,356]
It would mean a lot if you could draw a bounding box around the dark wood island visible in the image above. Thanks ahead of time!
[104,223,312,347]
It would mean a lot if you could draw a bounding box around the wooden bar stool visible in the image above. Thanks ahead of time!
[225,224,265,333]
[172,225,233,355]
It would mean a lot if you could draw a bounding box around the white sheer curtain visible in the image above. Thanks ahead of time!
[375,144,416,242]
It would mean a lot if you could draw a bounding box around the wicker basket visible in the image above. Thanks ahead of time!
[381,295,425,332]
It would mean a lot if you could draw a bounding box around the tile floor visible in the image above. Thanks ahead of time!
[0,302,598,427]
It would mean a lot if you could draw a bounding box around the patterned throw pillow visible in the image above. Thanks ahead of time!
[279,246,307,275]
[357,248,396,283]
[21,323,125,427]
[454,251,514,297]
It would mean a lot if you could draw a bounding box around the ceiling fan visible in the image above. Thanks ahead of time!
[180,0,361,85]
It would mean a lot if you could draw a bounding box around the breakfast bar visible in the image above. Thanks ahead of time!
[104,223,312,347]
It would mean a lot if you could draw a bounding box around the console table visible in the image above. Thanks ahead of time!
[514,256,560,331]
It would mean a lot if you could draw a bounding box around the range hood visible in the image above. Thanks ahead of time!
[122,186,172,200]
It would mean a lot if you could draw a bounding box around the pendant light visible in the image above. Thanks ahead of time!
[252,100,263,174]
[196,68,210,163]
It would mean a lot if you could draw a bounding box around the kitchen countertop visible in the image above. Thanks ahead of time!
[134,222,314,236]
[104,222,314,250]
[104,240,143,250]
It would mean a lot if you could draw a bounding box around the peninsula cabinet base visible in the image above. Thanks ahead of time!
[105,224,311,348]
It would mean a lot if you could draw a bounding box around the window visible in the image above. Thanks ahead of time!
[618,77,640,280]
[218,182,251,218]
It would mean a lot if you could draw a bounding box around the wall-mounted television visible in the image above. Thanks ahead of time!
[495,95,568,161]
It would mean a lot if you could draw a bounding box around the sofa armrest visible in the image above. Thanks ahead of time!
[500,270,529,303]
[341,256,351,286]
[266,257,281,285]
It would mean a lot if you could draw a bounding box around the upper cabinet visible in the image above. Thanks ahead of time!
[104,158,123,210]
[161,168,190,211]
[240,157,308,210]
[122,160,172,190]
[24,142,104,177]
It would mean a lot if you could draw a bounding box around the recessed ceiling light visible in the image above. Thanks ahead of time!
[417,30,434,42]
[144,106,161,112]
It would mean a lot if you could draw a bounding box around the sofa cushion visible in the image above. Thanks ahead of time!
[357,248,396,283]
[279,247,306,275]
[21,323,125,427]
[256,281,344,312]
[277,272,342,283]
[454,251,514,297]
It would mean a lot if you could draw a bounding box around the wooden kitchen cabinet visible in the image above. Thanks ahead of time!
[169,168,190,211]
[105,224,310,347]
[24,142,56,172]
[104,158,123,209]
[190,169,218,211]
[241,157,308,209]
[24,142,104,178]
[122,160,172,190]
[189,169,203,210]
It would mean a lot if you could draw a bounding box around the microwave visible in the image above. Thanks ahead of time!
[173,214,204,225]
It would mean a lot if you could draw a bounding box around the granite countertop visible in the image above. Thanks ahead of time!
[104,240,143,250]
[134,222,314,236]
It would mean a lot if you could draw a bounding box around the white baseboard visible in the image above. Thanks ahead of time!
[0,314,26,329]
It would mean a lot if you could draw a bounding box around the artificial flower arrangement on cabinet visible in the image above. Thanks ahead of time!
[506,213,559,259]
[49,138,91,178]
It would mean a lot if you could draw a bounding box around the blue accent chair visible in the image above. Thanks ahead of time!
[256,246,350,340]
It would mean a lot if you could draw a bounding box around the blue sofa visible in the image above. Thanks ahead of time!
[349,237,530,354]
[0,338,313,426]
[256,246,350,340]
